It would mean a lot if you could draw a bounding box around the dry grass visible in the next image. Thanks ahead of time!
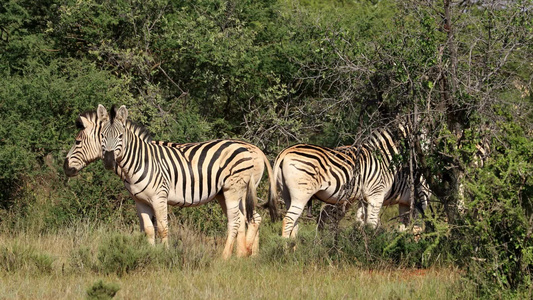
[0,221,464,300]
[0,262,461,299]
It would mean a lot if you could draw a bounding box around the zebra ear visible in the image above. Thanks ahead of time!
[115,105,128,125]
[97,104,109,122]
[76,115,91,130]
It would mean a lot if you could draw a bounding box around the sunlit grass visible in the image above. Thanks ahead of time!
[0,259,462,299]
[0,218,468,299]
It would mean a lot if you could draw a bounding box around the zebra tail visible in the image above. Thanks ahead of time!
[245,174,257,223]
[261,153,280,222]
[264,152,279,222]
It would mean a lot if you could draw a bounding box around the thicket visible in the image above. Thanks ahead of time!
[1,0,532,297]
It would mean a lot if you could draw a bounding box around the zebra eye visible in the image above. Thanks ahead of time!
[118,133,123,139]
[75,140,82,146]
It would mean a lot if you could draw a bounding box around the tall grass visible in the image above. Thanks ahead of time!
[0,181,480,298]
[0,216,473,299]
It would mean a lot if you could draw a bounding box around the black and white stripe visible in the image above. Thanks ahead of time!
[335,131,429,227]
[65,104,276,259]
[270,127,429,238]
[98,105,267,259]
[64,111,106,177]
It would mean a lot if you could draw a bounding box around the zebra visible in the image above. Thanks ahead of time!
[334,144,430,229]
[98,104,278,259]
[64,110,111,177]
[316,171,430,232]
[268,127,429,238]
[64,105,277,259]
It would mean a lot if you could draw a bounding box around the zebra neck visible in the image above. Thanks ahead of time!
[115,129,154,181]
[113,164,127,181]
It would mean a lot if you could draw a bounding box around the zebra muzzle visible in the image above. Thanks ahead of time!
[63,158,79,177]
[103,151,116,170]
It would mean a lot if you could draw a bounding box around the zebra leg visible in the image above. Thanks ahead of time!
[216,194,228,218]
[244,176,260,256]
[282,193,310,238]
[398,203,411,227]
[217,194,250,258]
[289,222,300,238]
[235,210,248,257]
[221,187,248,259]
[365,195,385,229]
[355,201,366,227]
[246,211,261,256]
[135,200,156,246]
[279,171,306,238]
[221,202,241,259]
[152,198,169,247]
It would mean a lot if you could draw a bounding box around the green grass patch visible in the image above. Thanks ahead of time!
[86,280,120,300]
[0,243,55,275]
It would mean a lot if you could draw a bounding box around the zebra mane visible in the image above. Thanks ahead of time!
[125,120,153,143]
[107,105,152,142]
[110,105,117,124]
[75,109,152,142]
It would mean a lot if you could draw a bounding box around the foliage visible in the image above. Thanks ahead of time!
[0,243,55,274]
[53,165,136,228]
[95,233,156,276]
[459,121,533,295]
[171,201,227,236]
[73,227,215,276]
[0,58,133,224]
[86,280,120,300]
[0,227,464,299]
[257,221,442,270]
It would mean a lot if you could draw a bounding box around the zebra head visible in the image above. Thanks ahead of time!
[99,104,128,171]
[64,110,106,177]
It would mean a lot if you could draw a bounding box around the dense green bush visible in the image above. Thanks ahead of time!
[96,233,156,276]
[86,280,120,300]
[0,58,134,226]
[69,228,216,276]
[458,122,533,295]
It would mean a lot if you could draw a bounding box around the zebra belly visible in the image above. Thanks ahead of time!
[123,181,219,207]
[315,189,350,205]
[314,175,357,205]
[166,189,218,207]
[383,189,409,206]
[382,196,400,206]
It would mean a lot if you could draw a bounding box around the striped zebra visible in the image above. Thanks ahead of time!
[64,105,277,259]
[269,127,428,238]
[64,110,111,177]
[335,144,430,228]
[316,172,430,232]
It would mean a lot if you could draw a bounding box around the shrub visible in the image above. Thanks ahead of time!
[95,233,155,276]
[70,246,95,272]
[258,220,442,270]
[86,280,120,300]
[165,224,216,271]
[430,122,533,297]
[0,244,55,275]
[171,201,227,236]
